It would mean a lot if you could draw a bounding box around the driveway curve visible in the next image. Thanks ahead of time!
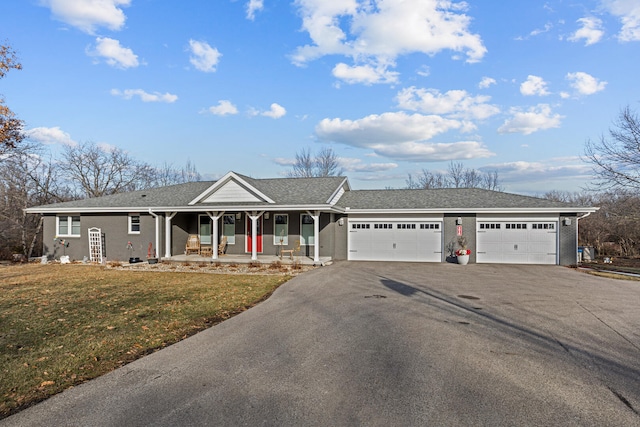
[2,262,640,426]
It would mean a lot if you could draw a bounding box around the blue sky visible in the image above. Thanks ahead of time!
[2,0,639,194]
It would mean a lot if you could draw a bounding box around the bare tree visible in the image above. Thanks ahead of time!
[61,142,154,198]
[287,147,343,178]
[0,145,70,258]
[150,159,202,187]
[0,43,24,155]
[406,162,501,190]
[584,105,640,192]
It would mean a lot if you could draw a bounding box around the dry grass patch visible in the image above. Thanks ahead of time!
[0,263,291,419]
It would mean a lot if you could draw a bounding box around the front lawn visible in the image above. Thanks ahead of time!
[0,264,291,418]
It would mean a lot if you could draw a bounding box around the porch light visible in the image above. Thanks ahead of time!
[236,212,242,220]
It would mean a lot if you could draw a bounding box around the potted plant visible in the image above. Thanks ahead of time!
[456,236,471,265]
[147,242,158,264]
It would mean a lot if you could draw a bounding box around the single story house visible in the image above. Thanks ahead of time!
[25,171,597,265]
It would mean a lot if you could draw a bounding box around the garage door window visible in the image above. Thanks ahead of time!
[374,224,392,229]
[397,224,416,229]
[420,223,440,229]
[532,223,555,230]
[352,223,370,229]
[506,223,527,229]
[479,223,501,229]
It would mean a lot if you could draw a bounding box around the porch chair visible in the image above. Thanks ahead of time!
[280,239,300,260]
[218,236,228,255]
[185,234,200,255]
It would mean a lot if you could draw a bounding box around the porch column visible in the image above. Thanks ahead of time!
[247,211,264,261]
[164,212,177,258]
[207,211,224,260]
[307,210,320,263]
[148,209,160,259]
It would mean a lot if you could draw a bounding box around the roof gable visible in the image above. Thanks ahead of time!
[189,172,275,205]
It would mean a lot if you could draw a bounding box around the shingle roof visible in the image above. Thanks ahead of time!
[27,174,349,211]
[338,188,578,210]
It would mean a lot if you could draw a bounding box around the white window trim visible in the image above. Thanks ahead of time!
[274,214,289,245]
[223,214,236,245]
[57,215,81,237]
[128,214,141,235]
[199,215,212,245]
[301,214,315,246]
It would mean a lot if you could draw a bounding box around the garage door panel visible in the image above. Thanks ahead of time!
[349,221,442,262]
[477,221,557,265]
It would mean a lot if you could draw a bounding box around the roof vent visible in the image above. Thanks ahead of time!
[141,194,146,198]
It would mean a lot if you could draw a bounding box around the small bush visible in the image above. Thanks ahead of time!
[248,261,261,269]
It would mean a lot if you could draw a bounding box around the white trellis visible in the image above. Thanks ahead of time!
[88,227,105,263]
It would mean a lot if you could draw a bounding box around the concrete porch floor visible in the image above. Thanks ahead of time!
[165,253,332,266]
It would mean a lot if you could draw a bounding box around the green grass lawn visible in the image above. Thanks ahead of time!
[0,264,291,418]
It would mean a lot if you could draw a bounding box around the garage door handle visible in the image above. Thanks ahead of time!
[514,244,518,250]
[393,243,396,249]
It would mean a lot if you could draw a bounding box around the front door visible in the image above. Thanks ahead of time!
[246,216,263,253]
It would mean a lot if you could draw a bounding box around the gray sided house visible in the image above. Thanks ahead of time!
[26,171,597,265]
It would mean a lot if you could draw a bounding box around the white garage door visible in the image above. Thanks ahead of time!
[476,221,557,264]
[349,221,442,262]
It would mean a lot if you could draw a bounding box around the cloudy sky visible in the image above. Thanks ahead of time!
[2,0,639,193]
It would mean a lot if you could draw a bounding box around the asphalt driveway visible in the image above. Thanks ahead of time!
[2,262,640,426]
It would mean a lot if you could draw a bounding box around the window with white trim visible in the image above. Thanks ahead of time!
[57,215,81,237]
[199,215,212,245]
[223,214,236,244]
[301,214,315,245]
[274,214,288,245]
[128,214,141,234]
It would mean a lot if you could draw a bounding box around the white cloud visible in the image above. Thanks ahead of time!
[291,0,486,83]
[207,100,238,116]
[89,37,139,69]
[568,17,604,45]
[484,158,592,183]
[41,0,130,34]
[332,62,399,85]
[246,0,264,20]
[498,104,563,135]
[566,71,607,95]
[601,0,640,42]
[110,89,178,103]
[188,40,221,73]
[24,126,76,146]
[338,157,398,172]
[315,111,494,162]
[520,75,550,96]
[396,87,500,121]
[478,77,496,89]
[253,103,287,118]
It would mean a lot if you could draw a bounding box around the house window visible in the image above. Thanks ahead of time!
[223,214,236,244]
[274,214,288,245]
[57,215,81,237]
[199,215,212,245]
[128,215,141,234]
[301,214,315,245]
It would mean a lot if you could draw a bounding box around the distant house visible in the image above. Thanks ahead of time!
[25,171,597,265]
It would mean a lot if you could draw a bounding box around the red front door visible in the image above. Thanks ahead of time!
[246,216,263,253]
